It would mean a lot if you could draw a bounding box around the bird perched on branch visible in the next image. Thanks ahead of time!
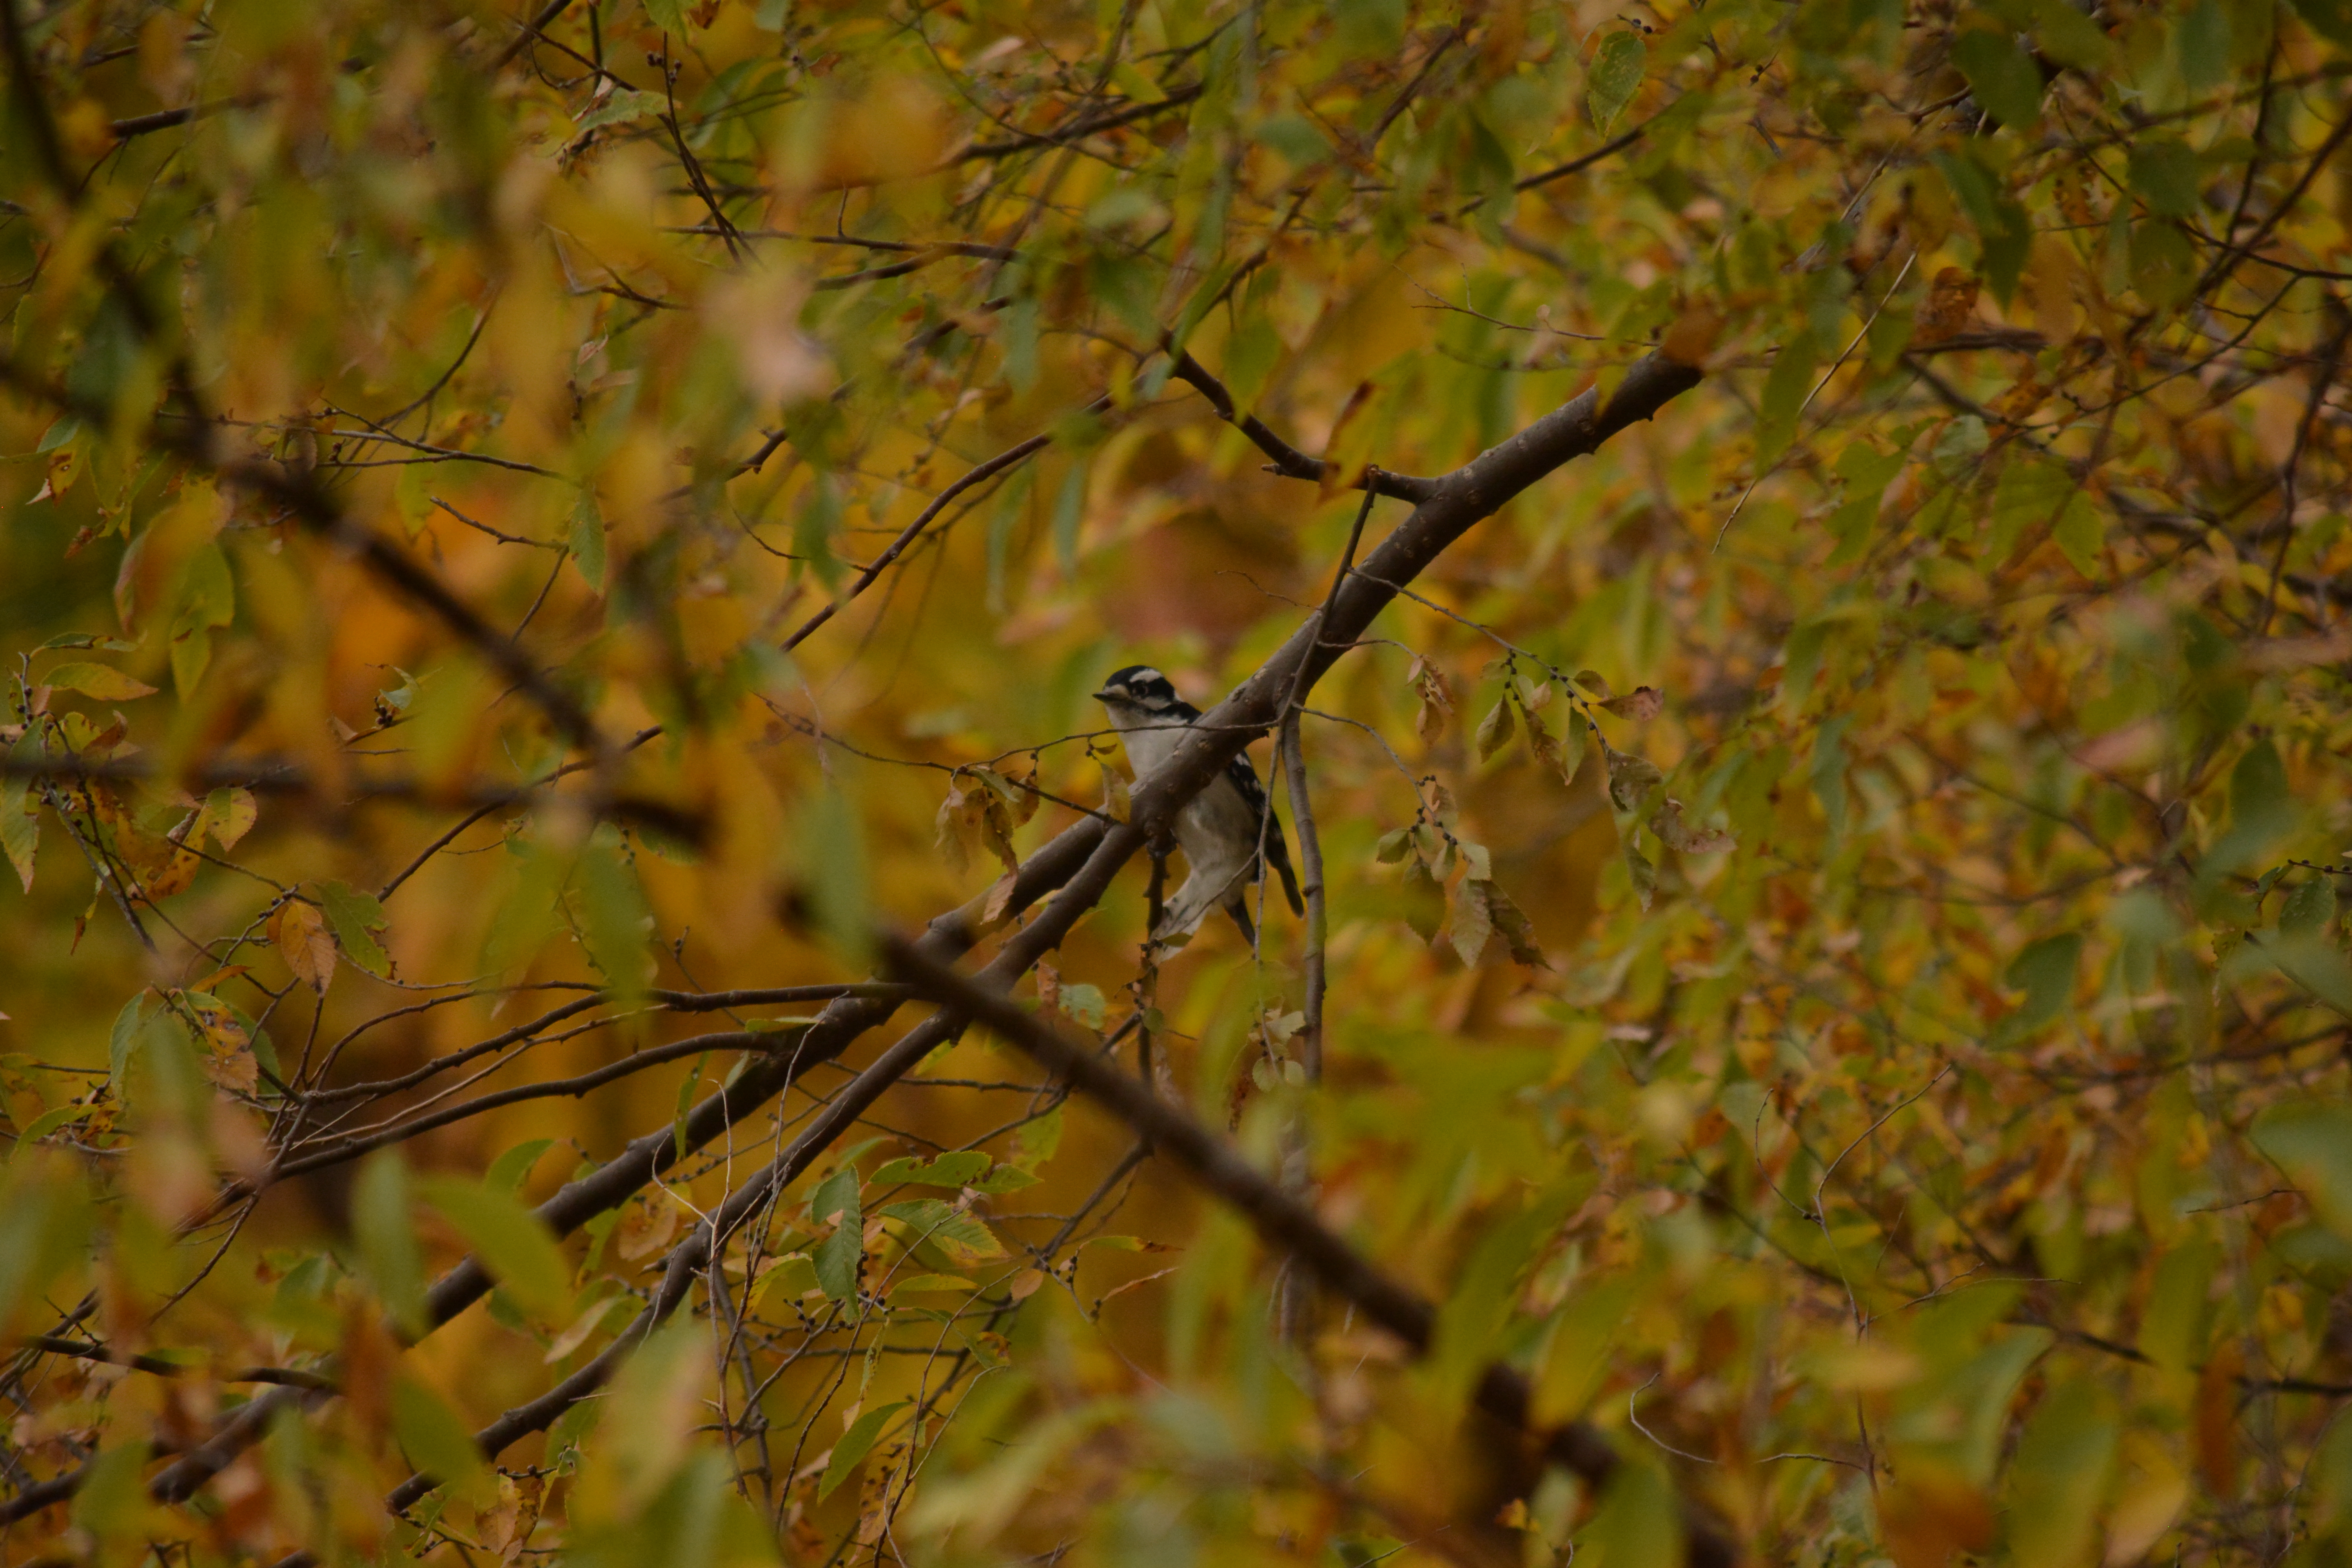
[1093,664,1303,949]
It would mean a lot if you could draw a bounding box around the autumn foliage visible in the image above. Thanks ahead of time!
[3,0,2352,1563]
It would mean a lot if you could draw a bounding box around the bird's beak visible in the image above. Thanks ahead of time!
[1091,687,1119,702]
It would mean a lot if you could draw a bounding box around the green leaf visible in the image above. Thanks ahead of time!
[1250,112,1331,169]
[1335,0,1406,55]
[168,542,235,695]
[1951,29,2044,127]
[801,788,871,959]
[1056,981,1106,1030]
[2129,218,2198,307]
[810,1165,864,1302]
[113,1001,195,1109]
[2232,739,2291,840]
[2252,1102,2352,1238]
[321,880,392,979]
[819,1400,908,1499]
[419,1175,574,1323]
[795,477,844,590]
[1932,151,2032,301]
[575,87,666,135]
[2282,877,2338,935]
[1989,456,2074,562]
[2030,0,2116,66]
[673,1053,706,1163]
[2006,1381,2117,1568]
[13,1103,88,1152]
[1587,31,1648,134]
[2286,0,2352,46]
[879,1198,1006,1268]
[1050,461,1089,567]
[353,1150,427,1336]
[1013,1104,1062,1170]
[871,1150,992,1188]
[2051,490,2103,576]
[574,842,650,999]
[42,662,157,701]
[1474,697,1515,761]
[68,1444,148,1543]
[488,1138,555,1195]
[569,490,608,593]
[390,1376,494,1503]
[1756,332,1819,465]
[2002,933,2082,1036]
[5,750,43,891]
[1580,1457,1682,1568]
[1431,1183,1584,1403]
[641,0,686,32]
[2175,0,2232,94]
[750,1252,821,1311]
[0,1158,94,1336]
[1535,1276,1638,1418]
[2128,139,2201,219]
[2136,1241,2218,1371]
[1401,857,1445,944]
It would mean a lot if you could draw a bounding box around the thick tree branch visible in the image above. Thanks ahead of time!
[0,360,611,761]
[0,752,702,846]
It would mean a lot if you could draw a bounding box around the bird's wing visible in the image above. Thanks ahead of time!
[1223,753,1305,916]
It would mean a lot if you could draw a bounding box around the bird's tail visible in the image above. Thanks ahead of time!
[1275,856,1304,917]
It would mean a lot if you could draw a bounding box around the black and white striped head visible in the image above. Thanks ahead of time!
[1093,665,1188,719]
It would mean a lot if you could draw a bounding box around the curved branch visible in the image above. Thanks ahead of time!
[1164,349,1441,502]
[883,943,1736,1568]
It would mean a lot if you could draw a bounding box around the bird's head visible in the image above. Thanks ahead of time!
[1092,665,1183,718]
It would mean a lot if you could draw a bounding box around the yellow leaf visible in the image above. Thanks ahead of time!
[42,663,157,702]
[267,899,336,994]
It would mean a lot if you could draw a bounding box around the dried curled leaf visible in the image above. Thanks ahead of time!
[1622,832,1658,912]
[1913,267,1982,347]
[1407,655,1455,742]
[936,769,1022,875]
[1483,880,1547,967]
[934,775,979,874]
[1606,748,1666,813]
[1599,686,1663,720]
[181,989,257,1094]
[981,870,1020,925]
[1525,708,1588,787]
[143,796,219,901]
[1450,875,1495,966]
